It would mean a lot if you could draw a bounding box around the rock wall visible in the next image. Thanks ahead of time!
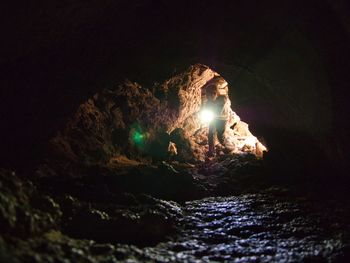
[47,64,266,171]
[3,0,350,178]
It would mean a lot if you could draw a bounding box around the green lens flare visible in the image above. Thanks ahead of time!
[132,131,144,145]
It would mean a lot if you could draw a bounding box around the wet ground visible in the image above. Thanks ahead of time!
[1,155,350,262]
[5,190,347,262]
[143,190,350,262]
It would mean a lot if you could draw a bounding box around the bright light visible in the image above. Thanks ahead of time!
[132,131,144,145]
[199,109,214,124]
[244,136,257,148]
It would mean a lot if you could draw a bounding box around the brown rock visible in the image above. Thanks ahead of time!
[46,64,267,171]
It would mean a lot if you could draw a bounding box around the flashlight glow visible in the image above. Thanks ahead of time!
[199,109,214,124]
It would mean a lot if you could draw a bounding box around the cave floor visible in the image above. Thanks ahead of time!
[1,155,350,262]
[3,189,349,263]
[144,191,349,262]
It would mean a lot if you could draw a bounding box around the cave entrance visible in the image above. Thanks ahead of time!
[50,64,267,168]
[165,65,267,162]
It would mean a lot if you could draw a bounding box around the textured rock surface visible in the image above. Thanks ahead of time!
[3,0,350,181]
[0,169,61,238]
[142,191,350,262]
[1,167,349,262]
[2,150,350,263]
[0,168,186,262]
[45,64,266,175]
[48,80,162,165]
[2,1,350,262]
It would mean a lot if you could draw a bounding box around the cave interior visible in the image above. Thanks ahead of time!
[1,0,350,262]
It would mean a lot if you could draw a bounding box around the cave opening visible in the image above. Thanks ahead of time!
[2,0,350,262]
[107,64,268,166]
[2,61,348,262]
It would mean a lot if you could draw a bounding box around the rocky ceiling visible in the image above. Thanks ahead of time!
[2,0,350,176]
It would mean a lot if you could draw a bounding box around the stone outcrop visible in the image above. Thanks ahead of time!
[47,64,266,170]
[0,168,186,262]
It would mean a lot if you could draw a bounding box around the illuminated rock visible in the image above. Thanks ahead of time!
[160,65,267,161]
[48,64,266,166]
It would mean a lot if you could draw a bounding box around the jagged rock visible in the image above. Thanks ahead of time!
[45,64,266,173]
[90,244,115,255]
[156,65,217,133]
[49,80,162,165]
[0,170,61,237]
[63,194,183,245]
[170,128,196,162]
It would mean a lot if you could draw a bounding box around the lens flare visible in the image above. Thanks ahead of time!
[132,131,144,145]
[199,109,214,124]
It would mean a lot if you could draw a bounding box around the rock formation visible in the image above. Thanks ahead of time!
[47,64,266,172]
